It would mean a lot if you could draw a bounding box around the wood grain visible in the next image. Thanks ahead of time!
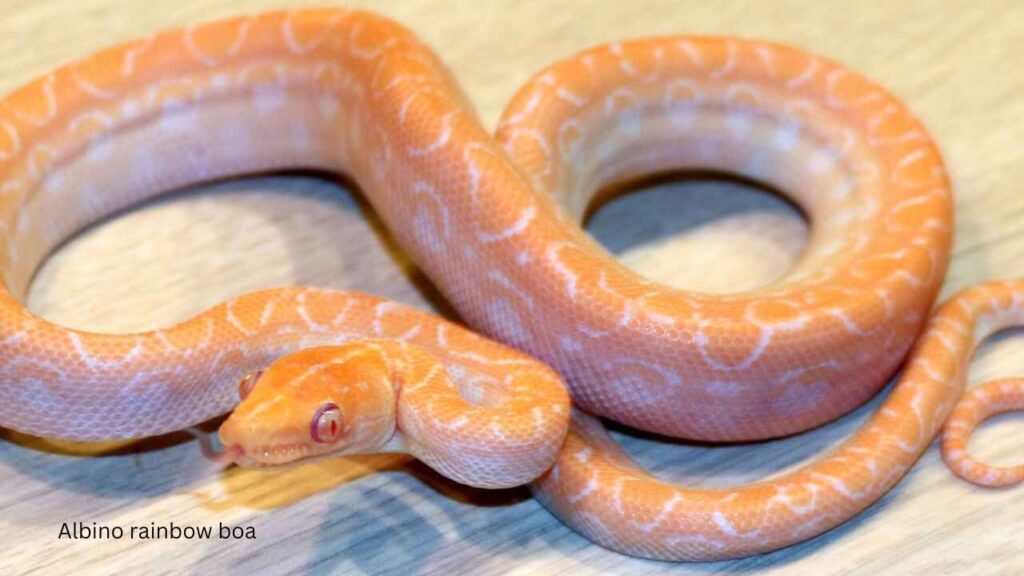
[1,1,1022,574]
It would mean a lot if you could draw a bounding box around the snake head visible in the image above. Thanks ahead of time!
[217,345,398,467]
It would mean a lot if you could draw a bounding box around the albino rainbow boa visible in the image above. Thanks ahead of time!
[0,8,1020,562]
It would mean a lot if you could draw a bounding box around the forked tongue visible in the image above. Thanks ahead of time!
[187,427,242,469]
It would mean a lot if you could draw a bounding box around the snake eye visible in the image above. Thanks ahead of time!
[311,403,343,444]
[238,370,262,400]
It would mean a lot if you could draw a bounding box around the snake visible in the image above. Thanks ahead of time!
[0,7,1019,563]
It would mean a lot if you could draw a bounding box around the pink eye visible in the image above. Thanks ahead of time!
[238,370,263,400]
[311,403,343,443]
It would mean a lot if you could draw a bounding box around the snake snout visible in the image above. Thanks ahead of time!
[207,443,244,468]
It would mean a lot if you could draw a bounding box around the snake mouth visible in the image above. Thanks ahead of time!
[194,427,315,468]
[230,443,316,468]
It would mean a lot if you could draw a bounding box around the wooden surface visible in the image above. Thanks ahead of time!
[1,1,1022,574]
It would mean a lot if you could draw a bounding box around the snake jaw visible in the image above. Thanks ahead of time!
[216,416,317,468]
[230,443,315,467]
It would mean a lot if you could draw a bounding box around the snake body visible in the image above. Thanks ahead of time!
[0,8,1019,562]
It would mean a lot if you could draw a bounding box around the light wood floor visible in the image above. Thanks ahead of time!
[1,1,1022,574]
